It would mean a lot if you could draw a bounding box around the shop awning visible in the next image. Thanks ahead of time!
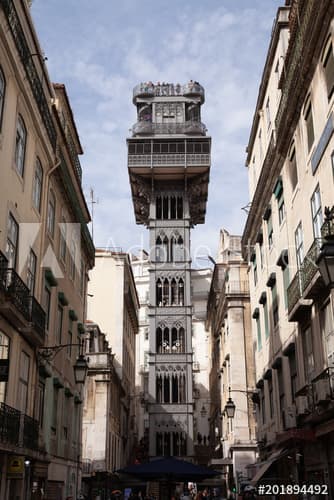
[250,449,288,486]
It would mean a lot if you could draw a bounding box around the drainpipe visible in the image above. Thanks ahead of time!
[37,153,60,298]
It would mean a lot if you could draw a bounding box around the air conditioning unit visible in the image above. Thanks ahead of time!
[313,378,331,405]
[283,407,297,429]
[295,396,310,415]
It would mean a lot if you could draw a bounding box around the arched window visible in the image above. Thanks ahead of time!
[15,114,27,176]
[156,196,162,219]
[179,327,185,352]
[156,236,162,262]
[163,376,170,403]
[156,327,163,352]
[176,236,184,261]
[171,328,178,352]
[172,374,178,403]
[170,236,176,262]
[32,158,43,212]
[156,279,162,306]
[170,196,176,219]
[162,236,169,262]
[163,196,169,219]
[177,196,183,219]
[163,278,169,306]
[178,279,184,305]
[164,432,171,455]
[162,327,170,352]
[171,278,177,305]
[156,432,163,455]
[0,66,5,130]
[156,375,162,402]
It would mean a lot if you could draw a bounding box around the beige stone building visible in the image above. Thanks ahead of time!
[243,0,334,493]
[82,321,123,499]
[0,1,94,498]
[87,250,139,467]
[207,230,256,494]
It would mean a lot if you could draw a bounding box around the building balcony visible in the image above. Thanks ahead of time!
[0,256,46,345]
[131,121,207,136]
[128,152,210,169]
[287,238,324,320]
[0,403,39,451]
[225,280,249,295]
[132,82,205,103]
[87,352,110,370]
[82,459,92,475]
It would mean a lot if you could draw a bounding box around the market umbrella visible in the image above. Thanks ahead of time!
[117,456,220,482]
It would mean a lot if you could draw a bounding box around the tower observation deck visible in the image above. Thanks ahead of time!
[128,81,211,459]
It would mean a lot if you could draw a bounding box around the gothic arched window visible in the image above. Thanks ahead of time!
[156,196,162,219]
[156,279,162,306]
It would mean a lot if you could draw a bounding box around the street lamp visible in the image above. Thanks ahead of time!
[316,206,334,287]
[38,340,89,384]
[223,386,257,419]
[224,387,236,419]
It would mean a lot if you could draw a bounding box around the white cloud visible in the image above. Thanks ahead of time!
[32,0,281,256]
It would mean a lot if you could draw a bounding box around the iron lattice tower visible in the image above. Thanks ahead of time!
[128,81,211,459]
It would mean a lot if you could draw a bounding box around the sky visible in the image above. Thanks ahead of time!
[31,0,282,262]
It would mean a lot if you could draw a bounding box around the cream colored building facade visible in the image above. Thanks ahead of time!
[243,1,334,493]
[82,321,123,499]
[0,1,94,498]
[87,250,139,467]
[207,230,256,493]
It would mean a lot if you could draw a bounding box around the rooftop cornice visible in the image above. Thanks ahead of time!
[245,6,290,165]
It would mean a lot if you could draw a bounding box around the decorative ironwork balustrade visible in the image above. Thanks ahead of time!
[22,413,39,449]
[0,403,20,446]
[0,0,57,150]
[128,153,210,168]
[82,459,92,474]
[65,128,83,182]
[132,121,207,136]
[275,0,315,138]
[133,82,204,102]
[4,269,31,321]
[28,296,46,339]
[0,251,8,292]
[287,270,302,312]
[300,238,323,291]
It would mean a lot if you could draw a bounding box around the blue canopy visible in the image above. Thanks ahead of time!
[117,457,220,481]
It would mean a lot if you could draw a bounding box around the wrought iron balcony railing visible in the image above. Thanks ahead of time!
[28,296,46,340]
[82,459,92,474]
[0,403,20,446]
[22,413,39,449]
[133,82,205,102]
[287,238,323,313]
[128,152,210,168]
[65,128,83,182]
[287,270,302,312]
[132,121,207,136]
[0,403,39,451]
[3,269,31,321]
